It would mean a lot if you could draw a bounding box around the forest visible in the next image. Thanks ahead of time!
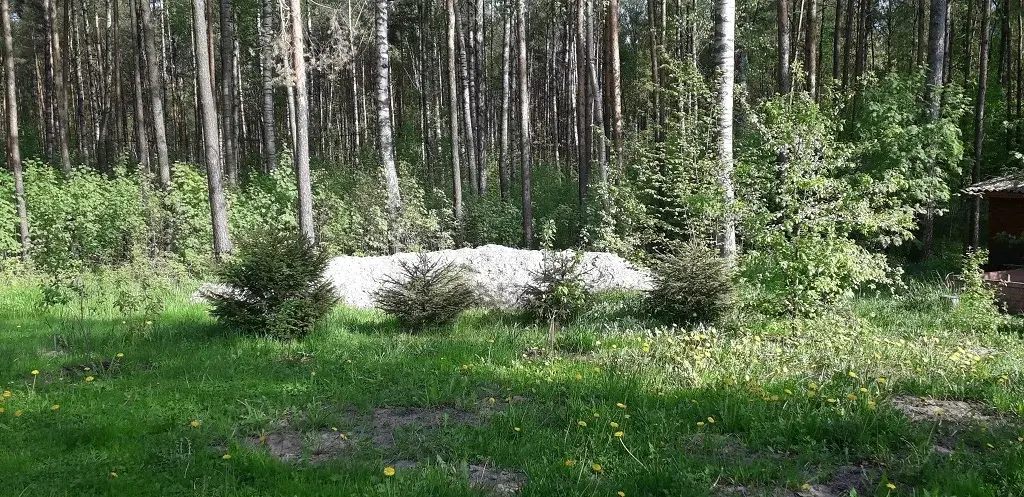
[2,0,1024,495]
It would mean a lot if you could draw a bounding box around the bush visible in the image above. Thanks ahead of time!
[206,227,336,339]
[520,251,593,345]
[373,255,477,330]
[945,249,1007,333]
[648,241,734,326]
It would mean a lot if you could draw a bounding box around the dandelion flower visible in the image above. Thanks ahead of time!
[591,463,603,473]
[616,403,627,409]
[383,466,396,477]
[848,371,857,378]
[827,398,838,403]
[578,420,588,427]
[614,431,624,438]
[85,376,94,382]
[339,433,349,440]
[488,397,496,403]
[859,387,868,393]
[593,412,600,418]
[31,370,39,376]
[707,417,715,424]
[785,389,793,395]
[14,409,22,417]
[867,401,877,410]
[110,472,118,479]
[0,407,4,414]
[847,394,858,401]
[618,492,626,497]
[565,459,575,467]
[51,404,60,411]
[222,454,231,460]
[190,420,201,428]
[801,484,810,490]
[116,353,124,358]
[2,390,10,398]
[609,422,619,428]
[696,421,705,427]
[886,483,896,489]
[876,377,886,384]
[514,426,521,432]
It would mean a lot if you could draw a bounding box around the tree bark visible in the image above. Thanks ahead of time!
[2,0,28,258]
[260,0,277,172]
[922,0,948,257]
[291,0,315,242]
[131,0,151,173]
[842,0,854,90]
[778,0,792,93]
[498,10,512,203]
[715,0,737,261]
[456,9,478,196]
[586,0,607,188]
[517,0,533,247]
[376,0,403,249]
[140,0,171,187]
[832,0,842,81]
[805,0,819,98]
[608,0,623,171]
[447,0,463,221]
[219,0,237,186]
[970,0,991,249]
[193,0,232,257]
[43,0,71,173]
[474,0,487,194]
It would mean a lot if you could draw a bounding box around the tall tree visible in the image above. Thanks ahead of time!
[715,0,737,260]
[778,0,792,94]
[517,0,533,247]
[832,0,842,81]
[608,0,624,170]
[498,9,512,203]
[220,0,237,186]
[131,0,151,173]
[42,0,71,173]
[376,0,403,248]
[805,0,819,98]
[260,0,277,172]
[2,0,28,258]
[193,0,232,257]
[970,0,992,248]
[586,0,607,187]
[447,0,463,221]
[140,0,171,186]
[290,0,314,242]
[921,0,948,257]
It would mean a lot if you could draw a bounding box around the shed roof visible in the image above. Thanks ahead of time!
[965,175,1024,196]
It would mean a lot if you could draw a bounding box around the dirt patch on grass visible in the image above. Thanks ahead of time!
[797,464,880,497]
[372,406,480,447]
[891,396,995,423]
[246,427,356,463]
[467,464,527,495]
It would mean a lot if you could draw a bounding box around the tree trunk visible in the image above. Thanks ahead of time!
[517,0,533,248]
[291,0,315,242]
[376,0,403,249]
[921,0,948,258]
[498,11,512,203]
[140,0,171,187]
[586,0,607,188]
[832,0,842,81]
[608,0,623,171]
[715,0,737,261]
[474,0,487,194]
[193,0,232,257]
[805,0,819,98]
[576,0,590,204]
[260,0,277,172]
[446,0,463,221]
[456,9,478,196]
[778,0,792,93]
[43,0,71,173]
[2,0,28,258]
[964,0,975,86]
[219,0,237,187]
[131,0,151,173]
[970,0,991,249]
[842,0,854,90]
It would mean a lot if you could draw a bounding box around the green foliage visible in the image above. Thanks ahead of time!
[520,251,592,328]
[946,249,1007,333]
[206,227,336,339]
[373,255,477,330]
[738,95,898,317]
[462,194,522,248]
[648,241,734,326]
[554,327,599,354]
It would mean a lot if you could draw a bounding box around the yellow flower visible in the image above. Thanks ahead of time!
[84,367,91,372]
[801,483,810,490]
[0,407,4,414]
[827,398,838,403]
[847,394,858,401]
[383,466,396,477]
[591,463,603,473]
[14,409,22,417]
[565,459,575,467]
[876,377,886,384]
[616,403,627,409]
[514,426,521,432]
[609,421,619,428]
[848,371,857,378]
[867,401,877,410]
[618,492,626,497]
[339,432,349,440]
[614,431,624,438]
[578,420,588,427]
[785,389,793,395]
[116,353,124,358]
[190,420,201,428]
[31,370,39,376]
[488,397,496,403]
[859,387,868,393]
[696,421,705,427]
[85,376,94,382]
[593,412,600,418]
[110,472,118,479]
[51,404,60,411]
[2,390,11,398]
[575,374,582,381]
[886,483,896,489]
[707,417,715,424]
[222,454,231,460]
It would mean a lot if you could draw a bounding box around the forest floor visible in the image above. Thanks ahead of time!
[1,281,1023,496]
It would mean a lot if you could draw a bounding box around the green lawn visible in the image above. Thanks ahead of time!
[1,281,1023,496]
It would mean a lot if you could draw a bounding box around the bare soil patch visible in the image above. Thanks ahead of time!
[467,464,527,495]
[245,425,356,463]
[797,464,880,497]
[372,406,481,447]
[891,396,995,423]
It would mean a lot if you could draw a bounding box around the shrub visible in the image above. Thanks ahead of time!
[648,241,734,326]
[206,227,336,339]
[373,255,477,330]
[520,251,593,346]
[945,249,1007,333]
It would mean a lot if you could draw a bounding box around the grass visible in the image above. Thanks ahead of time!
[1,276,1023,496]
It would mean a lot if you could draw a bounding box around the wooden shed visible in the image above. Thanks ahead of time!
[966,175,1024,313]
